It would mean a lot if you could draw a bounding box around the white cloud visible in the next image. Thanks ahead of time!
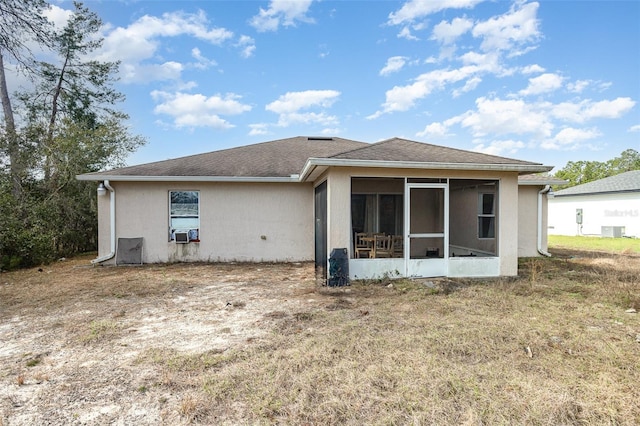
[473,139,525,155]
[191,48,217,70]
[453,76,482,97]
[551,97,636,123]
[567,79,590,93]
[43,4,73,28]
[94,10,233,83]
[416,122,452,138]
[266,90,340,114]
[388,0,483,26]
[248,123,270,136]
[120,61,184,83]
[541,127,601,150]
[265,90,341,127]
[521,64,545,74]
[398,26,420,41]
[380,56,408,76]
[151,91,251,129]
[472,2,540,53]
[519,73,564,96]
[457,97,554,138]
[431,17,474,45]
[369,65,485,117]
[237,35,256,58]
[250,0,315,32]
[629,124,640,132]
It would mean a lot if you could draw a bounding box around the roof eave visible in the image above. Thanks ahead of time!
[299,158,552,181]
[76,174,300,183]
[518,179,568,186]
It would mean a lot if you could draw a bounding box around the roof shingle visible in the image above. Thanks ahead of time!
[78,136,550,180]
[554,170,640,196]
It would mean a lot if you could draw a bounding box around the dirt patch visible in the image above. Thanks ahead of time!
[1,252,638,424]
[0,256,328,425]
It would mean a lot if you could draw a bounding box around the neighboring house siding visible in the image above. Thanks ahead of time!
[549,192,640,238]
[98,181,314,264]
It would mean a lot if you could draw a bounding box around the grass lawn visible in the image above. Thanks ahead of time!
[549,235,640,254]
[1,253,639,424]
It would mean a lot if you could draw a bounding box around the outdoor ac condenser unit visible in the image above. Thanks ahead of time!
[174,231,190,243]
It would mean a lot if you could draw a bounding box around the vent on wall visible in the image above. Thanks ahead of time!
[174,231,190,243]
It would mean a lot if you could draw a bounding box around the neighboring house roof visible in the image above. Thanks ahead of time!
[77,136,552,182]
[553,170,640,197]
[518,174,567,186]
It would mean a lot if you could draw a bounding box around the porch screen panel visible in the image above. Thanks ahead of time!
[408,187,446,260]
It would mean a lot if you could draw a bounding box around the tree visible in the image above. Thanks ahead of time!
[0,0,52,197]
[0,2,145,269]
[553,149,640,189]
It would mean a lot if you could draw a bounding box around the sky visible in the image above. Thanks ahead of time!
[38,0,640,171]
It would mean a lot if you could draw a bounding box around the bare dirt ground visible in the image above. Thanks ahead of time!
[1,251,638,425]
[0,256,325,425]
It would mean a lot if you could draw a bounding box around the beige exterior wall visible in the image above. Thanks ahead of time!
[95,166,527,278]
[518,185,548,257]
[96,181,314,264]
[498,174,519,275]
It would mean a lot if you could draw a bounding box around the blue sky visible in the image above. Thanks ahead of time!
[44,0,639,171]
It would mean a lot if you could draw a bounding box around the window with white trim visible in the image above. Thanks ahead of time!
[169,190,200,242]
[478,192,495,239]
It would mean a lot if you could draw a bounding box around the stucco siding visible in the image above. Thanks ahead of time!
[97,181,314,264]
[549,192,640,237]
[498,174,519,276]
[518,185,547,257]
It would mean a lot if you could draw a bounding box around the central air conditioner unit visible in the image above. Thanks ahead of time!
[174,231,190,243]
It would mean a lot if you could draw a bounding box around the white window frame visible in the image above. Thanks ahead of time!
[478,192,495,239]
[169,190,200,242]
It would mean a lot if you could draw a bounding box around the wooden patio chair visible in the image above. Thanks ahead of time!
[354,232,373,259]
[373,234,393,258]
[392,235,403,258]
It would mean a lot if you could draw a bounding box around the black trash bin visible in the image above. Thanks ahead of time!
[328,248,349,287]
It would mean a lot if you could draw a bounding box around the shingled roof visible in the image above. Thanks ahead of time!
[77,136,551,182]
[79,136,367,179]
[554,170,640,196]
[330,137,538,165]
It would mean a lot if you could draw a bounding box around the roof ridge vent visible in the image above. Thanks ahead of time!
[307,136,334,141]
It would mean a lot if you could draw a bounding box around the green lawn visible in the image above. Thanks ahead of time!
[549,234,640,254]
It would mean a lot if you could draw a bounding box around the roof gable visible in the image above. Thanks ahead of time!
[554,170,640,196]
[329,137,541,166]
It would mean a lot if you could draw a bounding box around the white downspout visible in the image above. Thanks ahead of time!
[537,185,552,257]
[92,180,116,264]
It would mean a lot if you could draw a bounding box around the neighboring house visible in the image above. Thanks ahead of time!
[548,170,640,238]
[77,136,558,280]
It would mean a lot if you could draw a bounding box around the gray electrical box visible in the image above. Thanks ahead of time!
[576,208,583,224]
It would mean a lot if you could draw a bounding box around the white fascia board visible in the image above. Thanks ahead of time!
[518,179,567,186]
[299,158,552,181]
[76,174,300,183]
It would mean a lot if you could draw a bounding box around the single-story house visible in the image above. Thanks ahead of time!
[549,170,640,238]
[77,136,558,281]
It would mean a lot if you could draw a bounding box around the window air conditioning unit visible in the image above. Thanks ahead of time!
[174,231,190,244]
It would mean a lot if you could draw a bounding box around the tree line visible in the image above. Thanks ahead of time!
[553,149,640,189]
[0,0,144,269]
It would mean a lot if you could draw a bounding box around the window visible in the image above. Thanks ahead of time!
[351,194,403,236]
[478,193,495,239]
[169,191,199,242]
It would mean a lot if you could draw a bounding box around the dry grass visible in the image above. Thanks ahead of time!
[1,252,639,425]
